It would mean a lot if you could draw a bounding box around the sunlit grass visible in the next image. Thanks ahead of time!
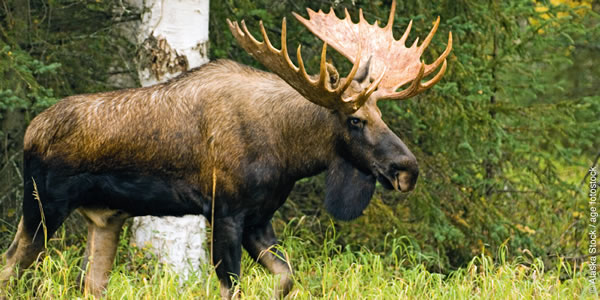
[1,219,595,299]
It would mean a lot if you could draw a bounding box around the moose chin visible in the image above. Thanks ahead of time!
[0,1,451,299]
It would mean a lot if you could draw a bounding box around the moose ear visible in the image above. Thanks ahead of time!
[324,157,376,221]
[353,56,372,84]
[325,62,340,89]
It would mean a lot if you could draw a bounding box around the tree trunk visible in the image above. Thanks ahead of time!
[128,0,210,280]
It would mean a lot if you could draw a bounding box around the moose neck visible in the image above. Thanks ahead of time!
[269,81,339,180]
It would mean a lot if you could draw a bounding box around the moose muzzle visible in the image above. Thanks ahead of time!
[391,155,419,192]
[375,136,419,193]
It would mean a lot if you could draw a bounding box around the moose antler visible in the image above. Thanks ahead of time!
[227,18,384,113]
[293,1,453,101]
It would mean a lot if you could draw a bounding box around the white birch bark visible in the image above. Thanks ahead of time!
[128,0,210,280]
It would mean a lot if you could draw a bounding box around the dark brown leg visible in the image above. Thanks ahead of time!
[212,215,244,300]
[0,218,46,287]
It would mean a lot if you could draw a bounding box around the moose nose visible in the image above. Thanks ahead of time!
[394,156,419,192]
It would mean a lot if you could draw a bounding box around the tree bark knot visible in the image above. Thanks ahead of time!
[137,34,189,80]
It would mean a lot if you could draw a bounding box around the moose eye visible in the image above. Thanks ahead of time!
[348,117,363,129]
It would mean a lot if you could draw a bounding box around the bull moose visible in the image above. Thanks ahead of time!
[0,2,451,299]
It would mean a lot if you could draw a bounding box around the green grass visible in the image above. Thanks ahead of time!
[1,218,595,299]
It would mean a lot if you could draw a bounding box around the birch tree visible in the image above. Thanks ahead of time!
[128,0,210,280]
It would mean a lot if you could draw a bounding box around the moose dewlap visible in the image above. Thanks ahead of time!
[0,2,451,299]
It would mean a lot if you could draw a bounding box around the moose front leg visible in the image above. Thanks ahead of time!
[242,221,293,299]
[212,216,244,299]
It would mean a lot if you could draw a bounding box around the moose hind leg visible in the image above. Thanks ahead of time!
[0,218,43,286]
[242,221,293,298]
[78,208,128,298]
[1,189,72,287]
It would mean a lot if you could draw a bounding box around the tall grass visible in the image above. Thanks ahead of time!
[1,217,594,299]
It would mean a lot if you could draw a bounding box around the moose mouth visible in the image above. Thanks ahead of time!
[376,171,417,193]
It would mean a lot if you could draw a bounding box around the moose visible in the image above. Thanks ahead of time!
[0,2,451,299]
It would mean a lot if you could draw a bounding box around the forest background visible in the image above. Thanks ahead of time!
[0,0,599,297]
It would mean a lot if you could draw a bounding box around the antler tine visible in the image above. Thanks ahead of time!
[338,45,362,94]
[296,44,312,84]
[384,0,396,31]
[424,31,453,77]
[280,18,297,71]
[240,20,260,46]
[259,21,274,50]
[419,17,440,55]
[410,37,420,49]
[359,8,366,23]
[318,42,329,86]
[399,20,413,44]
[421,59,448,90]
[367,66,386,97]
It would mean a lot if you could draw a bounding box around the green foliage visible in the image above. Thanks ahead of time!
[0,0,139,118]
[0,44,60,115]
